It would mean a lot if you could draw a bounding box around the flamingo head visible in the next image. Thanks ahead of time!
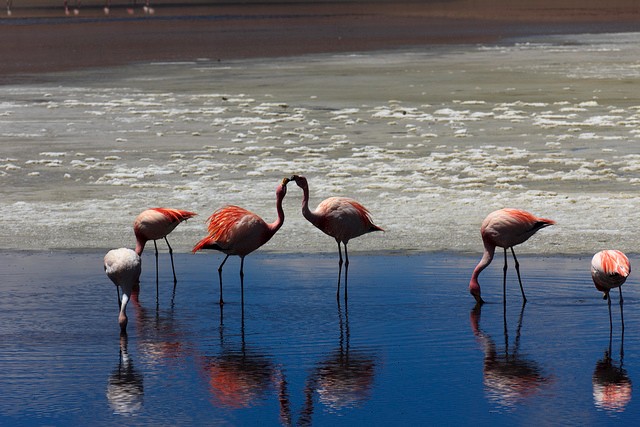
[277,177,289,198]
[469,278,484,305]
[119,312,128,335]
[290,174,308,189]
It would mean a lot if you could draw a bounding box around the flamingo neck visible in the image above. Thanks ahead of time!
[300,183,321,227]
[119,290,130,334]
[469,241,495,301]
[267,190,287,237]
[134,239,145,256]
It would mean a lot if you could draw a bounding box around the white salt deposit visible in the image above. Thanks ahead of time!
[1,32,640,254]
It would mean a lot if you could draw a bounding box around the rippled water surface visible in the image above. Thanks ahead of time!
[1,251,639,425]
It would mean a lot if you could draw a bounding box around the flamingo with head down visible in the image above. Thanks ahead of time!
[591,250,630,329]
[104,248,141,335]
[469,208,555,305]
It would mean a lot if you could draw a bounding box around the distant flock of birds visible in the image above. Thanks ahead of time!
[6,0,152,16]
[104,174,631,335]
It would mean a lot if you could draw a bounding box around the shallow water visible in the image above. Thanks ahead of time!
[1,32,640,254]
[1,251,639,425]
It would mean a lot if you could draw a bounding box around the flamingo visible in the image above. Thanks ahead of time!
[134,208,197,293]
[591,250,630,329]
[104,248,142,334]
[290,175,383,300]
[469,208,555,305]
[192,178,290,305]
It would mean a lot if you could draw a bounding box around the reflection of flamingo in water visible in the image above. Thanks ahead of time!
[129,290,188,365]
[298,300,376,425]
[200,306,289,424]
[470,303,552,410]
[591,250,630,331]
[593,318,632,413]
[469,208,555,305]
[290,175,383,300]
[107,335,144,416]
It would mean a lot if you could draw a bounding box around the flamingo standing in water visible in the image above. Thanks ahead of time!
[192,178,290,305]
[290,175,383,300]
[104,248,141,334]
[134,208,197,293]
[469,208,555,305]
[591,250,630,329]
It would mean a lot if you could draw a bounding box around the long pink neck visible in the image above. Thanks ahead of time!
[134,238,145,256]
[267,189,286,238]
[469,241,495,297]
[300,183,321,227]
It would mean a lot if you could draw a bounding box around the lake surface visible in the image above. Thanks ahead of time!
[1,250,638,425]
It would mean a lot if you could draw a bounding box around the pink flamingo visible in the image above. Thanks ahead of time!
[591,250,630,329]
[104,248,141,334]
[134,208,196,292]
[290,175,383,300]
[469,208,555,305]
[192,178,290,305]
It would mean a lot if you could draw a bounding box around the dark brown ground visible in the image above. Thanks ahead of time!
[1,0,639,82]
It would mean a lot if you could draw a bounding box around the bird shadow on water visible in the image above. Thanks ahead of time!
[198,304,285,414]
[470,303,553,411]
[106,335,144,417]
[592,305,632,414]
[296,299,377,426]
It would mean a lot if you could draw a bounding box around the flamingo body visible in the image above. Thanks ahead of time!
[104,248,141,334]
[193,206,277,256]
[134,208,196,254]
[591,250,630,297]
[134,207,196,287]
[192,178,289,304]
[469,208,555,304]
[291,175,382,299]
[313,196,381,244]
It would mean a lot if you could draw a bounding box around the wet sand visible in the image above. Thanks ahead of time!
[2,0,640,82]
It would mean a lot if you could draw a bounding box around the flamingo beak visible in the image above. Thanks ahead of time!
[282,177,290,185]
[473,294,485,305]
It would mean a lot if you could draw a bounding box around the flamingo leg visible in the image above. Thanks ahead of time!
[153,240,159,298]
[607,293,613,332]
[620,287,625,334]
[218,254,230,306]
[510,247,527,303]
[116,286,121,307]
[502,248,508,303]
[619,286,624,306]
[165,236,177,286]
[336,240,343,301]
[344,243,350,301]
[240,256,245,307]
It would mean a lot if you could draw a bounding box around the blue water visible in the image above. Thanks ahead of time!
[0,250,638,425]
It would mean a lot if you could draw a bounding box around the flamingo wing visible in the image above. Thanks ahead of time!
[193,206,269,256]
[315,197,382,243]
[134,208,196,241]
[482,208,554,248]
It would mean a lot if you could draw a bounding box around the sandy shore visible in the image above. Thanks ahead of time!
[2,0,639,82]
